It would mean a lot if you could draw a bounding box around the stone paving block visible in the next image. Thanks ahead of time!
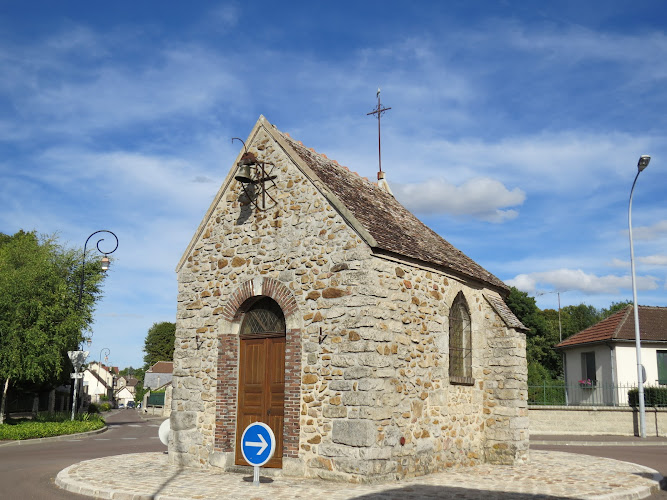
[55,450,664,500]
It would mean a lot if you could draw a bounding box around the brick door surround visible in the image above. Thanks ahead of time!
[215,278,301,460]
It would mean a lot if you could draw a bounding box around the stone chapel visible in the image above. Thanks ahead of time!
[169,115,529,483]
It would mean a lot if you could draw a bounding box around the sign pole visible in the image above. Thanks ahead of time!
[240,422,276,487]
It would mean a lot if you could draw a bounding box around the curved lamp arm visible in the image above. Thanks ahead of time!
[77,230,119,309]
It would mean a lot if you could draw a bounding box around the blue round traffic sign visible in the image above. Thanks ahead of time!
[240,422,276,467]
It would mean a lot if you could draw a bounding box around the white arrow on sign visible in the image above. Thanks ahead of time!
[245,433,267,455]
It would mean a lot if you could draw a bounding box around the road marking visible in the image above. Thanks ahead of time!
[121,437,137,440]
[94,438,111,441]
[128,424,142,427]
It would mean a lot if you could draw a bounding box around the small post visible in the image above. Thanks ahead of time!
[253,465,260,486]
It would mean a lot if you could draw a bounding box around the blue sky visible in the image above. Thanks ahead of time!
[2,1,666,369]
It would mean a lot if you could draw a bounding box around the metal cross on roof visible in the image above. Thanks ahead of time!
[367,88,391,174]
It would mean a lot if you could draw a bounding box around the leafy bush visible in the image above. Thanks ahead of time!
[87,403,100,414]
[99,402,112,412]
[0,414,104,440]
[628,387,667,407]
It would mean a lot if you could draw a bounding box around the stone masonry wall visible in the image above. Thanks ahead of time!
[169,124,528,480]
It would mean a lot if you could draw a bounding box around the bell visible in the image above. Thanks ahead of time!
[235,164,254,183]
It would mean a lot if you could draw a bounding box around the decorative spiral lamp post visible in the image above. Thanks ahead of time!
[69,230,119,420]
[77,230,119,309]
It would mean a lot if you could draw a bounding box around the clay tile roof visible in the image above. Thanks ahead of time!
[147,361,174,373]
[275,128,508,292]
[485,294,527,330]
[556,305,667,348]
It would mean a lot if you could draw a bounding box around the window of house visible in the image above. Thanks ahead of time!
[657,351,667,385]
[580,351,596,386]
[449,292,473,385]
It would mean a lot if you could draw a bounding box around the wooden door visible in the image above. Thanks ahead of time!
[235,335,285,468]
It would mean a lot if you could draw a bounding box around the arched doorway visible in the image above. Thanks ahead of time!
[235,297,286,468]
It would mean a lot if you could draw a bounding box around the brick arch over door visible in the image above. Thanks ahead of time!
[214,278,301,461]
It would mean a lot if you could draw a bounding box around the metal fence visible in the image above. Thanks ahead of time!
[147,392,165,407]
[529,382,667,407]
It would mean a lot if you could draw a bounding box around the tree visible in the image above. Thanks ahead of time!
[559,304,600,340]
[600,301,632,319]
[506,287,561,383]
[0,231,106,423]
[143,322,175,369]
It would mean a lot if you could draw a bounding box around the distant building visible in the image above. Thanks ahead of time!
[82,362,117,404]
[144,361,174,390]
[556,305,667,405]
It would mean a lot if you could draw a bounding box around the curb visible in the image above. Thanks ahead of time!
[532,439,667,447]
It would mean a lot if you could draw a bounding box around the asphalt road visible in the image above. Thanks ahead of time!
[0,410,167,500]
[532,443,667,499]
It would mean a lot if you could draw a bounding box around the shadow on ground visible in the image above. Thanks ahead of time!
[351,485,568,499]
[149,465,184,500]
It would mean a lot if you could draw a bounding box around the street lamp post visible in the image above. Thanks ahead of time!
[69,230,118,420]
[629,154,650,439]
[99,347,110,401]
[77,230,119,309]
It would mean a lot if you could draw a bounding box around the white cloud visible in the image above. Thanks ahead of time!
[609,255,667,267]
[392,177,525,222]
[639,255,667,266]
[632,220,667,240]
[506,268,660,295]
[507,23,667,73]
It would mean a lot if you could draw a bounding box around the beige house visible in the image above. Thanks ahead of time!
[169,116,528,482]
[82,362,116,404]
[114,385,135,407]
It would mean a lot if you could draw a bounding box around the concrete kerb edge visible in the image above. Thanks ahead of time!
[57,469,168,500]
[587,459,665,500]
[0,425,108,447]
[531,439,667,446]
[56,468,118,500]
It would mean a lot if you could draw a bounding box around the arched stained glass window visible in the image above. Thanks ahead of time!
[240,297,286,336]
[449,292,473,384]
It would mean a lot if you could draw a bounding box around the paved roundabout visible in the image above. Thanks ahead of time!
[57,449,664,499]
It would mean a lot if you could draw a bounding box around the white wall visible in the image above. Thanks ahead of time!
[612,343,666,386]
[563,345,615,405]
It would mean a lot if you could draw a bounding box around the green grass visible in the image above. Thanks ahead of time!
[0,412,105,440]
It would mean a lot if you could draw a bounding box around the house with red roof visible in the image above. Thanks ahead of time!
[555,305,667,405]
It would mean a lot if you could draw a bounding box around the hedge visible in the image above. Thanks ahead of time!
[628,387,667,407]
[0,414,105,440]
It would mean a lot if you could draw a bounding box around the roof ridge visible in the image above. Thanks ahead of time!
[612,305,633,340]
[271,121,508,292]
